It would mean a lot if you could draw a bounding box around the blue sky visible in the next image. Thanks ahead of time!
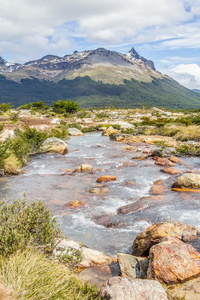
[0,0,200,89]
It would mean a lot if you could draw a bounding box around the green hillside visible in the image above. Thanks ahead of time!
[0,75,200,109]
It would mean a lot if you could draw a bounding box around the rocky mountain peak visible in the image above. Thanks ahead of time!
[128,48,140,59]
[0,56,7,65]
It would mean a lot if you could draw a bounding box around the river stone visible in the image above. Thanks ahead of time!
[160,168,181,175]
[97,175,116,183]
[147,237,200,284]
[100,277,168,300]
[172,173,200,188]
[132,221,198,256]
[117,253,148,279]
[68,128,84,136]
[53,239,116,268]
[41,137,68,155]
[102,126,119,136]
[166,277,200,300]
[75,164,93,172]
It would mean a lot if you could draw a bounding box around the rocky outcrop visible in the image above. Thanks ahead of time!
[132,221,197,256]
[100,277,168,300]
[68,128,84,136]
[41,137,68,155]
[172,173,200,189]
[147,237,200,284]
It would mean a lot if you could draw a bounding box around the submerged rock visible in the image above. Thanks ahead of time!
[161,167,181,175]
[97,175,116,183]
[41,137,68,155]
[172,173,200,189]
[132,221,197,256]
[100,277,168,300]
[147,237,200,284]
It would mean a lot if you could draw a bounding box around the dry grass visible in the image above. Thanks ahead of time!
[0,249,100,300]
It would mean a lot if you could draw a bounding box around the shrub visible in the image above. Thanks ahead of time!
[52,100,79,114]
[0,199,62,256]
[0,103,13,113]
[0,249,101,300]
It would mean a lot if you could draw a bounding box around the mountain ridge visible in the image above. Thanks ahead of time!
[0,47,199,109]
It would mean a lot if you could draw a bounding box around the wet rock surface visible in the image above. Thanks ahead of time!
[132,221,198,256]
[147,237,200,284]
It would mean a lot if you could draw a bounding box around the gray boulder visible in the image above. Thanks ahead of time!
[100,276,168,300]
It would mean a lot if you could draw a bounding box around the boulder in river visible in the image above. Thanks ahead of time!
[68,128,84,136]
[132,220,198,256]
[75,164,93,172]
[147,237,200,284]
[172,173,200,189]
[154,157,175,167]
[100,276,168,300]
[41,137,68,155]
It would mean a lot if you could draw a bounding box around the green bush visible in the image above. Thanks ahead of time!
[52,100,79,114]
[0,102,13,113]
[0,199,62,256]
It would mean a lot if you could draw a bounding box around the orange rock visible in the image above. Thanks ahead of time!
[132,221,198,256]
[65,200,88,209]
[161,167,181,175]
[97,176,116,183]
[169,155,182,163]
[172,188,200,193]
[155,157,175,167]
[151,180,168,195]
[117,202,149,214]
[147,237,200,284]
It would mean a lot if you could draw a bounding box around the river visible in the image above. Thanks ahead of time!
[0,132,200,255]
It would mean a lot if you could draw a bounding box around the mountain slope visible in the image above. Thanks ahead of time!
[0,48,200,109]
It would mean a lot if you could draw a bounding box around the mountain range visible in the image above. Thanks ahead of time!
[0,48,200,109]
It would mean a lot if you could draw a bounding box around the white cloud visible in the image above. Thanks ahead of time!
[166,64,200,89]
[0,0,199,62]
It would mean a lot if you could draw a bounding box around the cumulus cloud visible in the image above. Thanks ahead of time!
[166,64,200,89]
[0,0,199,62]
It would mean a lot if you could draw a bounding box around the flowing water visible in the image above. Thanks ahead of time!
[0,132,200,255]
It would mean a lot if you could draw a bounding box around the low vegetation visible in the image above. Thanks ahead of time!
[0,199,100,300]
